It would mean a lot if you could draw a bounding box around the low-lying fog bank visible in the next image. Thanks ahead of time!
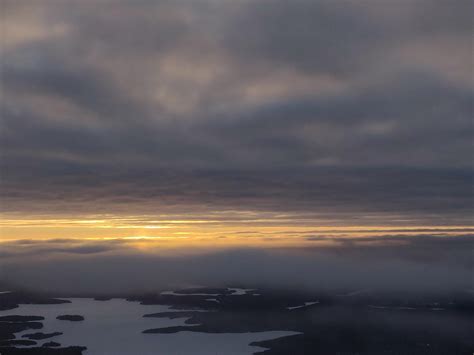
[1,235,472,296]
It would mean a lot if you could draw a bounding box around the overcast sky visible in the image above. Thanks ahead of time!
[1,0,473,229]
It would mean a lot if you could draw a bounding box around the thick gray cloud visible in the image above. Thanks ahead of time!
[0,0,472,223]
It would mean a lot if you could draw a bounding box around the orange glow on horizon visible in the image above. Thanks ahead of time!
[0,212,472,247]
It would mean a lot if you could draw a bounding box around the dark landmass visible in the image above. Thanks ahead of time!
[0,340,37,347]
[0,346,87,354]
[22,332,62,340]
[42,342,61,347]
[252,330,472,355]
[56,315,84,322]
[140,287,474,355]
[168,287,235,295]
[0,322,42,341]
[129,287,319,311]
[135,287,474,314]
[1,286,472,354]
[144,311,199,319]
[0,316,44,322]
[128,294,217,310]
[0,291,70,312]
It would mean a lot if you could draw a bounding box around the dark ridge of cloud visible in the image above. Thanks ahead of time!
[298,228,474,236]
[0,240,121,257]
[47,244,118,255]
[304,234,474,252]
[2,63,149,130]
[0,235,472,295]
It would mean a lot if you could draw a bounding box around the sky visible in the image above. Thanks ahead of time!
[0,0,472,252]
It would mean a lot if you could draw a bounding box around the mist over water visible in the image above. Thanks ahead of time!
[1,235,472,295]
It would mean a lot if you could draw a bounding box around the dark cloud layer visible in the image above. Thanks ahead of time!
[1,167,472,225]
[0,0,473,223]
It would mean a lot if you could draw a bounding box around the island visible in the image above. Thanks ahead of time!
[56,315,84,322]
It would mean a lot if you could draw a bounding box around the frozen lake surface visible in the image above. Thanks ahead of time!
[0,298,299,355]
